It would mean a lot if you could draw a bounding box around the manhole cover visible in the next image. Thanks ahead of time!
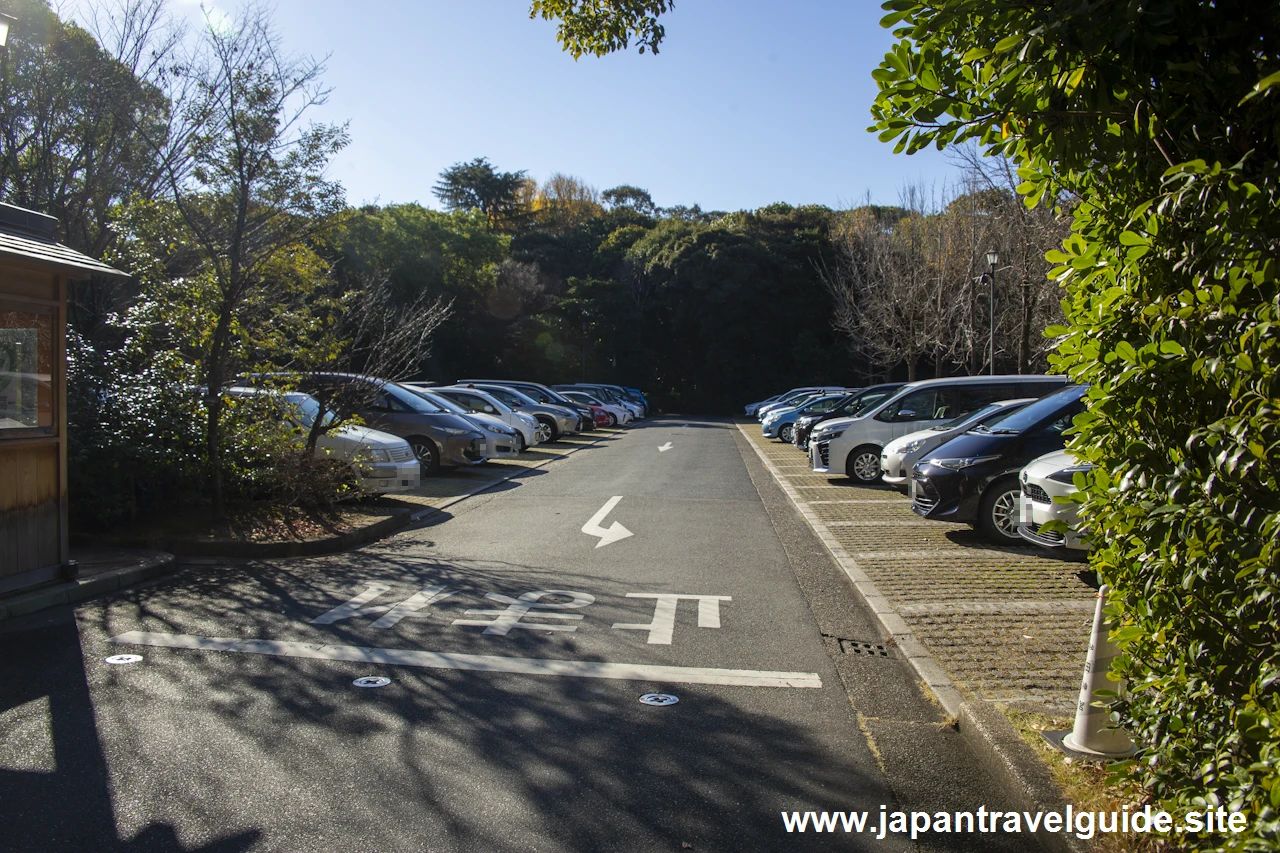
[639,693,679,706]
[353,676,391,688]
[105,654,143,665]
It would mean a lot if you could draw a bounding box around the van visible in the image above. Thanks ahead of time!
[808,375,1068,483]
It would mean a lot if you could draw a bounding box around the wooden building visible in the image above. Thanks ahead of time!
[0,202,124,594]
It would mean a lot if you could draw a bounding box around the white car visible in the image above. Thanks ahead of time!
[426,385,543,449]
[227,388,420,495]
[880,398,1034,490]
[810,375,1068,483]
[560,390,633,426]
[404,386,522,458]
[1017,450,1095,553]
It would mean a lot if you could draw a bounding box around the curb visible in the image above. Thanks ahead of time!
[73,506,417,559]
[0,552,180,625]
[404,432,609,522]
[736,424,1087,853]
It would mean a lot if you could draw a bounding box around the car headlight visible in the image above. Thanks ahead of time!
[927,455,1001,470]
[815,429,844,441]
[367,448,392,462]
[1047,464,1096,484]
[439,427,470,436]
[901,439,927,454]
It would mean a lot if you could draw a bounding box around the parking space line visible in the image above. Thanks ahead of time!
[110,631,823,689]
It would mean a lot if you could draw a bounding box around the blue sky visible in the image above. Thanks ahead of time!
[144,1,960,212]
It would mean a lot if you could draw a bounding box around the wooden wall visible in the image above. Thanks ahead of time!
[0,261,66,592]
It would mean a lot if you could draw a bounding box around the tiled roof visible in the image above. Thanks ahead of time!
[0,229,127,279]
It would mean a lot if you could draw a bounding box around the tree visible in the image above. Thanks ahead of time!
[156,3,349,516]
[529,0,673,59]
[870,2,1280,849]
[432,156,530,232]
[602,184,657,217]
[532,172,603,233]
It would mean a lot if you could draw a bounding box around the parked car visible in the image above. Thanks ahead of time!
[910,384,1088,543]
[793,385,902,450]
[757,386,849,420]
[1017,449,1095,554]
[402,385,522,459]
[558,384,644,419]
[879,398,1034,490]
[558,389,632,426]
[294,373,487,474]
[430,384,545,445]
[761,393,847,442]
[426,385,543,449]
[457,379,592,432]
[810,375,1069,483]
[745,394,782,417]
[225,387,420,495]
[457,383,580,442]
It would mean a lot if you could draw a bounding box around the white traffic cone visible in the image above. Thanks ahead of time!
[1044,584,1138,760]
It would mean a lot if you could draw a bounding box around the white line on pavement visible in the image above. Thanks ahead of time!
[109,632,822,689]
[581,495,634,548]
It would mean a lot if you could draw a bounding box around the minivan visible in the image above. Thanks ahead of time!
[809,375,1069,483]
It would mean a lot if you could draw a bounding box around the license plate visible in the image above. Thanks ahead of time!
[908,479,917,501]
[1019,495,1034,524]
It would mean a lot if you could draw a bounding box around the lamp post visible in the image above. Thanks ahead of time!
[985,249,999,375]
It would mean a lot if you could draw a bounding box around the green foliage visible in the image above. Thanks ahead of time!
[529,0,672,59]
[871,1,1280,848]
[432,157,531,233]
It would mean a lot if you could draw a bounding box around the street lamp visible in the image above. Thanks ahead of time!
[985,249,999,376]
[0,14,15,48]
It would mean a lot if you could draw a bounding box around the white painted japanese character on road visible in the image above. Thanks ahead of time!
[309,583,456,628]
[612,593,732,644]
[453,590,596,635]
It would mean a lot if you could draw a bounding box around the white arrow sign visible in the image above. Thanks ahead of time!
[581,496,634,548]
[658,442,673,452]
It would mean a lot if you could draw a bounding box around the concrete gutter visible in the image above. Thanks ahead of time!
[736,423,1089,853]
[0,550,179,624]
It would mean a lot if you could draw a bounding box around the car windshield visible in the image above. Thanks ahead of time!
[973,385,1086,435]
[934,403,1001,431]
[482,385,536,408]
[384,382,445,413]
[851,390,894,418]
[278,392,335,429]
[412,388,468,415]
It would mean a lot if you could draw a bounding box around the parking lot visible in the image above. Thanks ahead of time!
[739,424,1098,717]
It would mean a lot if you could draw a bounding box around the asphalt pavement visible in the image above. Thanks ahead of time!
[2,417,1034,852]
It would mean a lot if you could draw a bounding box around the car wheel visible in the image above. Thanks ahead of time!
[978,478,1023,544]
[779,423,794,443]
[846,445,883,484]
[517,432,528,452]
[409,436,441,475]
[536,418,558,442]
[608,413,618,427]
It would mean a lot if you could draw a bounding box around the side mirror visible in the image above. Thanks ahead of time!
[898,409,918,420]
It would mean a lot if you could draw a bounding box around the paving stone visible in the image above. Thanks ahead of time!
[741,425,1094,715]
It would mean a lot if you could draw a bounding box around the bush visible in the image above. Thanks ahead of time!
[870,2,1280,848]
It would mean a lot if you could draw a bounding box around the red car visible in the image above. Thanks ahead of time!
[587,405,612,427]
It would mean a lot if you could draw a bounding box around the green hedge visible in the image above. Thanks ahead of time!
[871,1,1280,848]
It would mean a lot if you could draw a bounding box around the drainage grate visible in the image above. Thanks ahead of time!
[836,639,892,658]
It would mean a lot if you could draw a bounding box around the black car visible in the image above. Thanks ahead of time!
[910,384,1087,543]
[792,384,903,450]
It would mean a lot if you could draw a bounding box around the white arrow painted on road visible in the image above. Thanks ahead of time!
[581,495,634,548]
[658,442,673,452]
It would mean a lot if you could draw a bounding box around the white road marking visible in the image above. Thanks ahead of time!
[309,583,392,624]
[612,594,732,644]
[658,442,673,452]
[110,631,821,688]
[371,586,455,629]
[453,590,595,635]
[581,495,634,548]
